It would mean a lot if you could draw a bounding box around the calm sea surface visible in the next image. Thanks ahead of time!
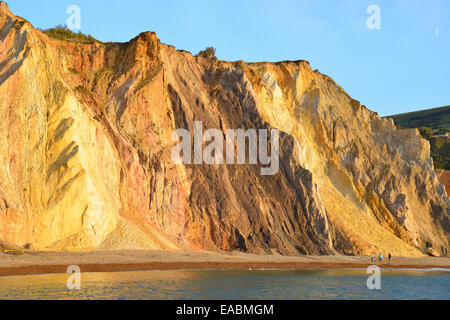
[0,269,448,300]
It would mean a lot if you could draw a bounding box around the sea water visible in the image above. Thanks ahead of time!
[0,269,448,300]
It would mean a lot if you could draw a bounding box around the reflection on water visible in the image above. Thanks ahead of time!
[0,269,448,300]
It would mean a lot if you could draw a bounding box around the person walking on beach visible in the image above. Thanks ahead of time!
[371,253,374,263]
[379,253,383,262]
[388,253,392,262]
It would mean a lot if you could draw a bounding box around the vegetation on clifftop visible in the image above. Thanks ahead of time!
[42,24,97,43]
[429,137,450,170]
[197,47,216,58]
[390,106,450,130]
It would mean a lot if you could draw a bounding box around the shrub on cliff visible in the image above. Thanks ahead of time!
[419,126,433,138]
[197,47,216,58]
[42,24,97,43]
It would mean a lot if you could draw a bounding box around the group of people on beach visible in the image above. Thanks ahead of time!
[370,252,392,263]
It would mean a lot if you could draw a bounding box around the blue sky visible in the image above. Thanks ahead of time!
[7,0,450,116]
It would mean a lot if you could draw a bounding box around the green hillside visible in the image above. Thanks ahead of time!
[429,138,450,170]
[388,106,450,170]
[389,105,450,130]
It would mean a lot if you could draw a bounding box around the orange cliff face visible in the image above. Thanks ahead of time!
[436,169,450,196]
[0,2,449,256]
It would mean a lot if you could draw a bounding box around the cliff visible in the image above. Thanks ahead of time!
[389,106,450,170]
[0,2,448,256]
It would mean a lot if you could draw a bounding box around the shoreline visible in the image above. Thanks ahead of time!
[1,250,449,277]
[1,262,450,277]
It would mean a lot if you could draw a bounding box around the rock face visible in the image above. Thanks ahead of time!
[436,169,450,196]
[0,2,449,256]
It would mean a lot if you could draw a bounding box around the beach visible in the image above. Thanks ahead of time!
[1,250,449,277]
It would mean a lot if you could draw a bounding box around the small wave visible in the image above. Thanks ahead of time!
[382,267,450,273]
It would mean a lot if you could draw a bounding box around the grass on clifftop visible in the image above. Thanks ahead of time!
[390,105,450,130]
[42,25,97,43]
